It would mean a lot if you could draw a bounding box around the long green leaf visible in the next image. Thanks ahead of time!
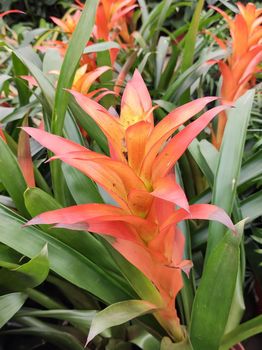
[62,162,103,204]
[12,53,30,106]
[17,309,96,333]
[206,90,255,256]
[190,221,245,350]
[0,138,28,217]
[1,328,85,350]
[180,0,204,102]
[52,0,99,135]
[0,293,27,329]
[180,0,204,72]
[219,314,262,350]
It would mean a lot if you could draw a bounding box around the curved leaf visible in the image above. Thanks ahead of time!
[0,245,49,291]
[0,293,27,329]
[220,314,262,350]
[87,300,157,344]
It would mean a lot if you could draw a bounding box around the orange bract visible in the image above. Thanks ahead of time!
[40,0,137,87]
[24,70,235,341]
[51,10,82,35]
[76,0,136,46]
[71,65,115,102]
[211,2,262,148]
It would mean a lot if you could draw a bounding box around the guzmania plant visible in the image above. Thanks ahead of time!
[24,70,235,342]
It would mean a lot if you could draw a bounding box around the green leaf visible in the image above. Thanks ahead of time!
[1,327,85,350]
[0,293,27,329]
[152,0,173,48]
[87,300,157,344]
[52,0,99,135]
[64,113,85,146]
[1,101,38,124]
[0,107,14,121]
[0,138,29,217]
[14,46,54,110]
[0,244,21,264]
[69,99,108,154]
[62,162,103,204]
[158,45,179,90]
[190,221,245,350]
[206,90,255,256]
[83,41,120,54]
[15,44,42,68]
[47,275,99,310]
[239,149,262,191]
[180,0,204,102]
[0,245,49,291]
[155,36,170,88]
[0,204,131,304]
[12,53,30,106]
[0,74,11,91]
[187,138,214,187]
[199,140,218,175]
[137,0,149,24]
[96,48,114,108]
[160,336,193,350]
[220,314,262,350]
[192,192,262,250]
[241,190,262,222]
[180,0,204,72]
[224,267,245,334]
[129,326,160,350]
[17,309,96,333]
[163,49,223,102]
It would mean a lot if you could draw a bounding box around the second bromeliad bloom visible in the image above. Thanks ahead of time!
[24,70,235,341]
[211,2,262,148]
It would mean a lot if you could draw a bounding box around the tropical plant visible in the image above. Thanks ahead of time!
[0,1,261,350]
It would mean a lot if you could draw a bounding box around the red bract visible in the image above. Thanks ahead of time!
[210,2,262,148]
[17,118,35,188]
[0,10,25,18]
[24,70,235,341]
[0,127,6,143]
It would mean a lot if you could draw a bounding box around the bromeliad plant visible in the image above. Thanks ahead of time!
[0,1,261,350]
[23,70,235,343]
[210,2,262,148]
